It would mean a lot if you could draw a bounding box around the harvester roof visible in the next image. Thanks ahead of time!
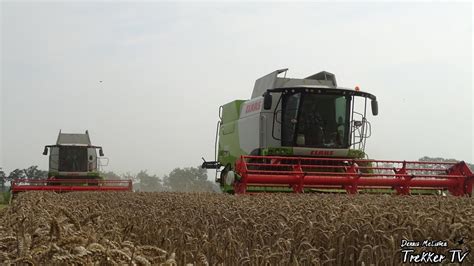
[56,130,92,146]
[252,69,339,99]
[269,85,377,100]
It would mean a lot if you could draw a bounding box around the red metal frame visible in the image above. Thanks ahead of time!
[234,156,474,196]
[11,179,133,193]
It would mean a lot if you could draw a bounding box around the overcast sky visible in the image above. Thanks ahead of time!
[1,2,472,176]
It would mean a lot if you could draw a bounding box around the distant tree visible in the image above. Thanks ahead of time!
[8,169,26,180]
[122,172,137,182]
[418,156,474,172]
[137,170,164,192]
[418,156,458,163]
[0,168,6,192]
[163,166,219,192]
[23,165,48,179]
[120,172,140,191]
[102,171,121,180]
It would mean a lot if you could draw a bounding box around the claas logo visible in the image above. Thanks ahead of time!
[245,101,262,113]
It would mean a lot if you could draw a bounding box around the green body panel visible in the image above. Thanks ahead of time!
[347,149,367,159]
[261,147,294,156]
[87,171,101,177]
[221,100,244,124]
[48,171,59,178]
[218,100,248,167]
[47,171,102,179]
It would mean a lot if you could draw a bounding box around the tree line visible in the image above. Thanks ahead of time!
[0,166,48,191]
[102,166,220,192]
[0,165,219,193]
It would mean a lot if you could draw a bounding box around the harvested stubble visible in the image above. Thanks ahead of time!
[0,191,472,265]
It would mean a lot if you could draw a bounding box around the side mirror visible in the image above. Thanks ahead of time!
[371,100,378,116]
[263,92,272,110]
[99,148,104,157]
[43,147,48,155]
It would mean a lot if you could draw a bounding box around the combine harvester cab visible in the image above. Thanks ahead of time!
[203,69,473,195]
[11,130,132,193]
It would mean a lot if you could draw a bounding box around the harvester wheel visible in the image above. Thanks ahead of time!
[220,164,232,186]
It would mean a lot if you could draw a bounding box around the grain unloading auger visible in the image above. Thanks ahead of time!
[202,69,473,195]
[11,130,132,193]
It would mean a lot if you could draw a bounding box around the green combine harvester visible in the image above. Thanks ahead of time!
[202,69,473,195]
[11,130,132,193]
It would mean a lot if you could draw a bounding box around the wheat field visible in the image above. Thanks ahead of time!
[0,191,472,265]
